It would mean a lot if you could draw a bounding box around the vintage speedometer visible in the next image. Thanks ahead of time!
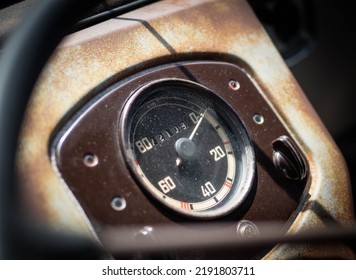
[121,80,255,219]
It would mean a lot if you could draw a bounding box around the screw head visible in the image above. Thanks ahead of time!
[236,220,260,238]
[83,153,98,167]
[228,80,240,91]
[111,196,127,211]
[253,114,264,125]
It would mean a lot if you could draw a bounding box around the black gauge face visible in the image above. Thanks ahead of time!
[121,80,255,219]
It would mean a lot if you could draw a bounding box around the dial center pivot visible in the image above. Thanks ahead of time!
[175,138,197,161]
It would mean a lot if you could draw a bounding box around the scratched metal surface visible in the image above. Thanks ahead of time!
[16,0,354,258]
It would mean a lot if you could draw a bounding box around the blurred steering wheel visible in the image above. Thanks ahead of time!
[0,0,101,259]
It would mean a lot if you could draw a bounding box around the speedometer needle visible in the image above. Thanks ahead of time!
[188,109,207,140]
[176,109,208,166]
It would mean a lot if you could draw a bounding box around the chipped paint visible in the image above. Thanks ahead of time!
[16,0,354,258]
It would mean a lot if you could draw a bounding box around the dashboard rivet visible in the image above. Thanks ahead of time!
[228,80,240,91]
[83,153,98,167]
[236,220,260,238]
[111,196,127,211]
[253,114,264,124]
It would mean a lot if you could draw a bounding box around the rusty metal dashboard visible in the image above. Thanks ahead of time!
[12,0,354,259]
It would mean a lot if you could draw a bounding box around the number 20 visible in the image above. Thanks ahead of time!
[209,146,226,161]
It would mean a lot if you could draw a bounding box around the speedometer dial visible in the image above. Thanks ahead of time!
[121,80,255,219]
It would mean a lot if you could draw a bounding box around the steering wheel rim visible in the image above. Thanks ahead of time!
[0,0,100,259]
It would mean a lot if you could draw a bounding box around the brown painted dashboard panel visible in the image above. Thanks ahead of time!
[54,61,307,232]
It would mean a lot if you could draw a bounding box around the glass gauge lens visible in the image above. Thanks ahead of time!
[121,81,255,219]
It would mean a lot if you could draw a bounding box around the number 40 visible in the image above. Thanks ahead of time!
[201,181,216,197]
